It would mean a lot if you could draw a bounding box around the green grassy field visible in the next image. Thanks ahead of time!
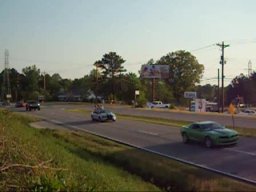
[1,109,256,191]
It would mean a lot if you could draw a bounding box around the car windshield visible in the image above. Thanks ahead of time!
[95,109,111,113]
[28,101,37,103]
[200,123,223,130]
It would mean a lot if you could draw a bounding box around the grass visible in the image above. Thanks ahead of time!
[0,109,160,191]
[51,129,256,192]
[1,109,256,191]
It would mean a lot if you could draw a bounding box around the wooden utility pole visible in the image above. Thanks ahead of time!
[151,78,156,102]
[217,41,229,113]
[218,68,220,113]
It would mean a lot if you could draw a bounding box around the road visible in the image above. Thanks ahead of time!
[9,103,256,186]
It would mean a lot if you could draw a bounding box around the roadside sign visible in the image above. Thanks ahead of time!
[135,90,140,95]
[228,103,236,115]
[228,103,236,129]
[184,92,197,99]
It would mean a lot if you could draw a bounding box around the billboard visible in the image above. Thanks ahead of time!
[140,65,169,79]
[184,91,197,99]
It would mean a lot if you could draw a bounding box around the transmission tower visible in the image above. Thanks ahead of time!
[2,49,11,101]
[248,60,252,76]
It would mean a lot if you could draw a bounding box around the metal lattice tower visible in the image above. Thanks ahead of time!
[248,60,252,76]
[2,49,11,101]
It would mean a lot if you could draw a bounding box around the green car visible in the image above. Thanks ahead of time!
[180,121,239,148]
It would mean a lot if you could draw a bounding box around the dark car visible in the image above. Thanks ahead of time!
[15,101,25,108]
[26,100,40,111]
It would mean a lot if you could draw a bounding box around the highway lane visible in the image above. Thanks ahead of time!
[82,104,256,129]
[10,104,256,185]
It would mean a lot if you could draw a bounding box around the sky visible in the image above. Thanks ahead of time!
[1,0,256,85]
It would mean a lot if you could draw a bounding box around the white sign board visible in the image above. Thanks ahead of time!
[184,92,197,99]
[135,90,140,95]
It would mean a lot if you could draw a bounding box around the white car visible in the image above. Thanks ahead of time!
[147,101,170,108]
[91,109,117,122]
[240,109,256,115]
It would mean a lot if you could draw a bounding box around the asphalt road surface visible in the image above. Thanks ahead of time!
[9,103,256,186]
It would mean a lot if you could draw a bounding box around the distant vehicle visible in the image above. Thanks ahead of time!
[15,101,25,108]
[26,100,40,111]
[147,101,170,108]
[2,101,10,106]
[91,109,116,122]
[241,108,256,115]
[206,101,218,112]
[180,121,239,148]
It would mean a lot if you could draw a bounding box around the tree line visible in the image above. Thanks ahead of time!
[1,50,254,107]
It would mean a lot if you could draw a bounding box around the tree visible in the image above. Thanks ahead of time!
[71,75,91,100]
[116,73,142,104]
[94,52,126,100]
[196,84,218,101]
[46,73,62,100]
[0,68,21,101]
[88,68,103,99]
[226,73,256,106]
[94,52,126,79]
[22,65,41,99]
[157,50,204,103]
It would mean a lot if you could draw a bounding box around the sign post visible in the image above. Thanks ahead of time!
[184,92,197,111]
[228,103,236,129]
[134,90,140,107]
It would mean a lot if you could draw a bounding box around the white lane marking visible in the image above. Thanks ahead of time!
[70,125,79,129]
[137,130,159,136]
[226,148,256,156]
[50,120,63,124]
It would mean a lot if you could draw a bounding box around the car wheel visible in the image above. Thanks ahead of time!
[204,137,213,148]
[182,133,189,143]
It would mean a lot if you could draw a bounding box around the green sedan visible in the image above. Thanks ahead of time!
[180,121,239,148]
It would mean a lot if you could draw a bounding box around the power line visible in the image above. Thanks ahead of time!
[190,44,217,52]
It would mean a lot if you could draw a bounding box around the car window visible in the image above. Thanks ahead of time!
[191,124,200,129]
[200,123,223,130]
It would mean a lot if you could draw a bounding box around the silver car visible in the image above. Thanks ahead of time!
[91,109,116,122]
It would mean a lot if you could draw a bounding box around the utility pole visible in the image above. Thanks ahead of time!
[152,78,156,102]
[217,42,229,113]
[217,68,220,113]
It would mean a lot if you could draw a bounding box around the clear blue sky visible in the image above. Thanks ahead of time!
[1,0,256,85]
